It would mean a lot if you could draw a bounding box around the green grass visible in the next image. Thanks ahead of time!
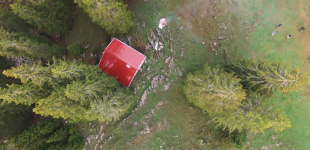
[70,0,310,149]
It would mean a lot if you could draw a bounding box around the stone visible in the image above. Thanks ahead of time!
[133,122,139,127]
[127,36,132,47]
[164,83,171,91]
[218,36,226,40]
[151,75,159,89]
[165,56,171,63]
[141,126,151,134]
[168,58,174,69]
[140,89,148,107]
[147,66,150,71]
[180,49,184,57]
[178,67,183,76]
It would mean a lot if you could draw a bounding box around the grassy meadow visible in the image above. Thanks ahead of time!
[64,0,310,149]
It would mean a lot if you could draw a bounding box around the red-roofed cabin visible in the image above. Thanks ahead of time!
[98,38,146,87]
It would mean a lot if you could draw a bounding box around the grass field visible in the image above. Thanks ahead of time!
[67,0,310,149]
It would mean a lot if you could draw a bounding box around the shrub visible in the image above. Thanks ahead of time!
[67,43,84,55]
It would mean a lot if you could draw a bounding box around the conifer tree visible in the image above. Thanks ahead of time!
[224,59,308,96]
[0,6,33,32]
[0,27,65,60]
[0,101,32,141]
[1,58,133,122]
[10,0,74,36]
[74,0,135,34]
[215,94,291,134]
[3,62,52,86]
[33,86,88,121]
[184,64,246,116]
[184,64,291,134]
[0,83,46,105]
[1,119,84,150]
[88,89,133,122]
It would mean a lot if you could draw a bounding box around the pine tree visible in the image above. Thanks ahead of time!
[0,27,65,60]
[10,0,74,36]
[51,58,85,80]
[74,0,135,34]
[3,62,52,86]
[184,64,246,116]
[224,59,308,96]
[88,89,133,122]
[184,64,291,134]
[2,119,84,150]
[1,58,133,122]
[0,100,32,141]
[0,83,46,105]
[0,6,34,32]
[33,86,88,121]
[215,94,291,134]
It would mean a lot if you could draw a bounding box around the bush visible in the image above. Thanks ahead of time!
[228,130,246,149]
[67,43,84,55]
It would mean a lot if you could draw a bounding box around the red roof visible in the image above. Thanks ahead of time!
[98,39,146,87]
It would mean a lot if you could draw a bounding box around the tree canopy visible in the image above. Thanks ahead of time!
[10,0,74,36]
[0,6,34,32]
[0,101,32,142]
[184,64,246,116]
[224,59,308,97]
[1,119,84,150]
[0,58,133,122]
[215,94,291,134]
[74,0,135,34]
[0,27,66,60]
[184,63,291,134]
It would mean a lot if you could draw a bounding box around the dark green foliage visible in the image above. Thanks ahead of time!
[184,64,246,116]
[0,6,34,32]
[74,0,135,34]
[67,43,84,55]
[1,58,134,122]
[2,119,84,150]
[184,63,291,135]
[224,59,308,97]
[10,0,74,36]
[227,130,246,149]
[0,27,66,60]
[0,101,32,142]
[0,56,20,88]
[0,56,33,142]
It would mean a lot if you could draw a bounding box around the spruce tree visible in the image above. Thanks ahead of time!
[184,64,246,116]
[10,0,74,36]
[1,58,133,122]
[184,64,291,134]
[3,62,52,86]
[0,83,46,105]
[224,59,308,96]
[0,27,65,60]
[0,6,33,32]
[1,119,84,150]
[74,0,135,34]
[215,94,291,134]
[0,101,32,141]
